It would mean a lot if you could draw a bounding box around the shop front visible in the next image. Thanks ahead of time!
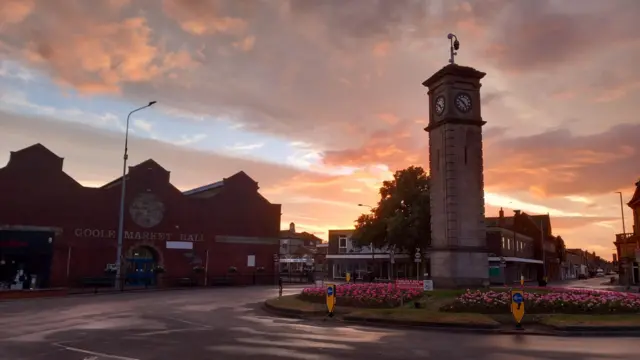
[0,230,54,289]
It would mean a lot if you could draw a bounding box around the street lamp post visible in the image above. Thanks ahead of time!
[114,101,157,290]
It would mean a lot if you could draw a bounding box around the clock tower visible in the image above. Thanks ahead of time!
[423,63,489,288]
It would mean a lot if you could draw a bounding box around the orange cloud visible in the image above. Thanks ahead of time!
[233,35,256,52]
[162,0,247,36]
[372,41,390,57]
[23,17,192,93]
[0,0,34,24]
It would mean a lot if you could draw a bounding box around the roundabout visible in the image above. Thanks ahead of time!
[264,283,640,336]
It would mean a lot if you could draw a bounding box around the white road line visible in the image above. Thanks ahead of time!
[162,316,212,328]
[53,343,140,360]
[134,328,210,336]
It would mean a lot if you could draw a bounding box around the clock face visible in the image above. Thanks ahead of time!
[129,193,165,228]
[455,93,472,113]
[434,95,445,115]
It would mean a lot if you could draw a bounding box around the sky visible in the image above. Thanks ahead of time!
[1,0,639,260]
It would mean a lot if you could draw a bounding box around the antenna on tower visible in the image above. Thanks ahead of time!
[447,33,459,64]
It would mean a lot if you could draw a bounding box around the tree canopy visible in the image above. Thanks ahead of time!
[352,166,431,254]
[556,235,567,262]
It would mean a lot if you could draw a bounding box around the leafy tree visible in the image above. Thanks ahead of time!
[556,235,567,262]
[352,166,431,255]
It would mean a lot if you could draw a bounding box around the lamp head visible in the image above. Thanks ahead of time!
[453,39,460,51]
[148,101,157,106]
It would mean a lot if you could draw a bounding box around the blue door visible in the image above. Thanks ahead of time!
[126,247,157,286]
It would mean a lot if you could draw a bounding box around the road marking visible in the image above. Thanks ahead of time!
[53,343,140,360]
[134,328,210,336]
[162,316,212,328]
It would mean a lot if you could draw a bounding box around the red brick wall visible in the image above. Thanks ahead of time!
[0,145,282,287]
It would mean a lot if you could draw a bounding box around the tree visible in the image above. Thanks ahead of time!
[556,235,567,262]
[352,166,431,255]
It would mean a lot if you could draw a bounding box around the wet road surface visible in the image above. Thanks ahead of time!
[0,286,638,359]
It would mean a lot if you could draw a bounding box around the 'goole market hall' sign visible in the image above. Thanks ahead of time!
[74,228,205,242]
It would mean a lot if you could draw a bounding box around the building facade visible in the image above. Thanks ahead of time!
[486,209,561,282]
[278,222,323,274]
[614,180,640,285]
[324,229,416,281]
[0,144,281,289]
[486,224,542,285]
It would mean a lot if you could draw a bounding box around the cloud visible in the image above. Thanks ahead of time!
[0,110,301,190]
[482,0,640,73]
[1,0,639,258]
[0,0,195,93]
[162,0,248,36]
[173,133,207,146]
[133,118,153,133]
[484,124,640,197]
[0,0,35,25]
[226,142,264,152]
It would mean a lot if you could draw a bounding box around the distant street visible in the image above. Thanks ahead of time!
[0,286,638,360]
[554,275,624,291]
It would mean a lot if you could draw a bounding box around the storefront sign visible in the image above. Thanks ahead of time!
[74,228,204,242]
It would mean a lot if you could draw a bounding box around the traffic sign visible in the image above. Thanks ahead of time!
[510,290,525,329]
[326,284,337,316]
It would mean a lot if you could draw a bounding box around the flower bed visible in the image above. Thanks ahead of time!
[300,283,423,308]
[443,289,640,314]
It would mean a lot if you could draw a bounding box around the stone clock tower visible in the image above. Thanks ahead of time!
[423,64,489,288]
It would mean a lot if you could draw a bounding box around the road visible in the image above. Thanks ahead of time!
[0,286,638,360]
[554,275,636,292]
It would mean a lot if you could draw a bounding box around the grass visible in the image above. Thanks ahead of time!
[270,290,640,329]
[349,307,499,326]
[266,294,327,313]
[540,314,640,327]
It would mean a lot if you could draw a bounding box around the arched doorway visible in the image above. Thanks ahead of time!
[126,246,158,286]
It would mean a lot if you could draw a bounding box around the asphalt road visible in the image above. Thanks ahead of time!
[0,286,638,360]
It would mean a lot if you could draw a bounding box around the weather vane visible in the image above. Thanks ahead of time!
[447,33,460,64]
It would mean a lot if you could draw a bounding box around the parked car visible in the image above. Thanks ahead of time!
[577,273,588,280]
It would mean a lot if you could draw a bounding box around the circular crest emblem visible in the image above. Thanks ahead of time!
[129,193,165,228]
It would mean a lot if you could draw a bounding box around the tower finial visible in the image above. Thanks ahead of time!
[447,33,459,64]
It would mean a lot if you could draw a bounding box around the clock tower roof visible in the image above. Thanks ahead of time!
[422,64,486,89]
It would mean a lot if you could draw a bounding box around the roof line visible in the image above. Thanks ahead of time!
[182,180,224,196]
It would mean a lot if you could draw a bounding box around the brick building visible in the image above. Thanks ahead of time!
[0,144,281,289]
[614,179,640,285]
[486,209,561,282]
[325,229,415,281]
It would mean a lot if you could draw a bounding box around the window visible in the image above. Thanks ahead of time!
[507,238,511,250]
[501,236,506,249]
[338,236,347,253]
[247,255,255,267]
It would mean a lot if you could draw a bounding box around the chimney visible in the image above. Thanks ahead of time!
[289,222,295,233]
[514,210,521,216]
[498,207,505,227]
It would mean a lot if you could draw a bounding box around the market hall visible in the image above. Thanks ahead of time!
[0,143,281,289]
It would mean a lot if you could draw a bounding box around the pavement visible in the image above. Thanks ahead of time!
[0,286,639,360]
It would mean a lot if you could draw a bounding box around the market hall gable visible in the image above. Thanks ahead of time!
[0,143,281,288]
